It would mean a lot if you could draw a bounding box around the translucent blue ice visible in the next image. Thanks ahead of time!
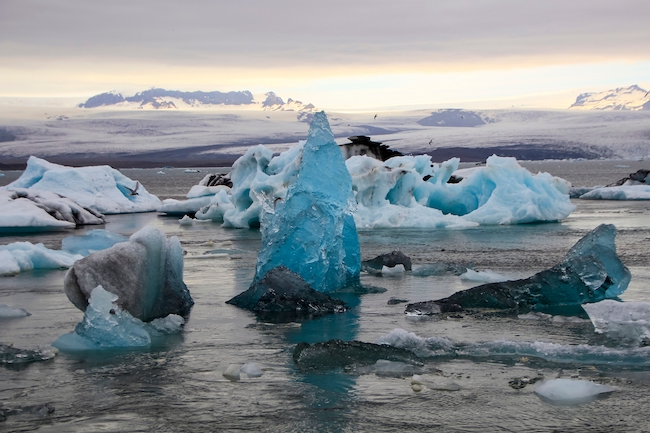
[62,229,128,256]
[0,242,82,276]
[53,285,184,352]
[254,112,360,292]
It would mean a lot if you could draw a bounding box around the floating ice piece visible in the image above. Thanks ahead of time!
[62,229,128,256]
[4,156,161,214]
[227,266,347,322]
[157,196,213,216]
[405,224,630,314]
[583,300,650,345]
[0,189,104,232]
[0,242,82,276]
[64,226,193,321]
[382,264,406,275]
[459,269,508,283]
[186,184,231,199]
[241,362,264,378]
[223,364,241,381]
[0,304,31,318]
[179,215,194,226]
[580,185,650,200]
[411,374,461,391]
[534,379,615,405]
[52,285,185,352]
[376,328,650,367]
[253,112,360,292]
[293,340,422,370]
[0,344,57,365]
[362,250,412,272]
[195,190,234,222]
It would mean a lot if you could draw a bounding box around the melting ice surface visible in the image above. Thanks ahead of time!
[253,112,360,292]
[580,185,650,200]
[534,379,616,405]
[583,300,650,345]
[4,156,161,214]
[0,242,82,276]
[167,139,574,229]
[52,286,184,352]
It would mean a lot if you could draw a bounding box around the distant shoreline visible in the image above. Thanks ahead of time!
[0,144,612,171]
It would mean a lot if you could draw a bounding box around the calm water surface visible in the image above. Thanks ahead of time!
[1,160,650,432]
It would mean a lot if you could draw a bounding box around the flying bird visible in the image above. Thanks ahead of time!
[428,140,433,145]
[125,181,139,196]
[374,114,377,120]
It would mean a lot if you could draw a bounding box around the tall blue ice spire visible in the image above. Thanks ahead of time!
[254,111,360,292]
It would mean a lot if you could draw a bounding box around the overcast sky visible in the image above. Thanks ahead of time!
[1,0,649,110]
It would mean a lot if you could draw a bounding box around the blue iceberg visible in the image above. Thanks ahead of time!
[253,112,360,292]
[53,285,185,352]
[405,224,630,314]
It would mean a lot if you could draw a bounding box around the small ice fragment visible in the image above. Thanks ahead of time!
[0,304,31,318]
[460,269,508,283]
[223,364,242,381]
[179,215,194,226]
[534,379,615,405]
[241,362,264,378]
[382,264,405,275]
[518,312,551,321]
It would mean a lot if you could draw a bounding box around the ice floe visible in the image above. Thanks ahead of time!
[534,379,615,405]
[3,156,161,214]
[583,300,650,345]
[0,242,82,276]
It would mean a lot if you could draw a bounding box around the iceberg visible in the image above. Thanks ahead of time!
[253,112,360,292]
[53,285,184,352]
[0,189,104,232]
[583,300,650,345]
[579,185,650,200]
[405,224,630,315]
[3,156,161,214]
[62,229,128,256]
[64,226,193,321]
[0,242,82,276]
[534,379,615,405]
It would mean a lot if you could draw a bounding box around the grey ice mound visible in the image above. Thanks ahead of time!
[405,224,630,315]
[0,304,31,318]
[64,226,193,321]
[0,344,57,365]
[583,300,650,345]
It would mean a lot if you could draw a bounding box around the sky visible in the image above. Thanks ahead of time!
[1,0,649,111]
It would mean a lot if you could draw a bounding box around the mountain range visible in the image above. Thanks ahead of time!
[78,88,316,112]
[569,85,649,110]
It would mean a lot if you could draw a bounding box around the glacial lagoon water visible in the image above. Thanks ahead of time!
[1,160,650,432]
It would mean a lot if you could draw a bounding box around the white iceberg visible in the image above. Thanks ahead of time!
[169,141,573,228]
[534,379,615,405]
[4,156,161,214]
[0,304,31,318]
[52,285,185,352]
[0,242,82,276]
[579,185,650,200]
[583,300,650,345]
[0,189,104,232]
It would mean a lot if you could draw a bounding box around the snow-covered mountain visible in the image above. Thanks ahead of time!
[569,85,650,111]
[78,88,316,112]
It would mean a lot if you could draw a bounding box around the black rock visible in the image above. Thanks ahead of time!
[200,173,233,188]
[363,250,412,271]
[226,266,347,322]
[293,339,422,369]
[607,169,650,187]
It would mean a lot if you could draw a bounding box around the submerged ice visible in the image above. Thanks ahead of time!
[406,224,630,314]
[53,286,184,351]
[62,229,128,256]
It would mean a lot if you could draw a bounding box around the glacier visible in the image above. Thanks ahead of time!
[53,285,185,352]
[62,229,128,256]
[166,140,574,229]
[252,112,361,292]
[0,242,82,276]
[583,300,650,345]
[405,224,630,315]
[3,156,161,214]
[0,188,104,232]
[64,226,193,321]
